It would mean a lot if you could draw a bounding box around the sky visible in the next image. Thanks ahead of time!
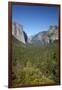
[12,4,59,37]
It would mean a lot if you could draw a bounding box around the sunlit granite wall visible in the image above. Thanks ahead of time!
[12,22,26,44]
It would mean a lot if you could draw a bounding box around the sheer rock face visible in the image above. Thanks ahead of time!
[12,23,28,44]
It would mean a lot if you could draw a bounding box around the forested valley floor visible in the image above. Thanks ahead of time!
[12,37,59,87]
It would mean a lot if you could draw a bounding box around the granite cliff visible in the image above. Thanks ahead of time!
[12,22,28,44]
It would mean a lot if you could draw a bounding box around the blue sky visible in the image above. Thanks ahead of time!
[12,4,59,37]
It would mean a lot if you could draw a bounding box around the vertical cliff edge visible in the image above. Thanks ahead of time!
[12,22,28,44]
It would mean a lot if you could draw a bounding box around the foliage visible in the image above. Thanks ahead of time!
[12,39,59,86]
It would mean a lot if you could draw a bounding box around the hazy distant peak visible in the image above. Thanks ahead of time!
[30,25,58,45]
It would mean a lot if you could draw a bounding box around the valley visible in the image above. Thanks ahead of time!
[12,37,59,87]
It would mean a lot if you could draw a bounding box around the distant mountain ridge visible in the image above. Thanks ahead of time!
[30,26,58,45]
[12,23,58,45]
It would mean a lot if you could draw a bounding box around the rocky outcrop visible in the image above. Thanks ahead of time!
[12,22,28,44]
[48,26,58,42]
[31,26,58,45]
